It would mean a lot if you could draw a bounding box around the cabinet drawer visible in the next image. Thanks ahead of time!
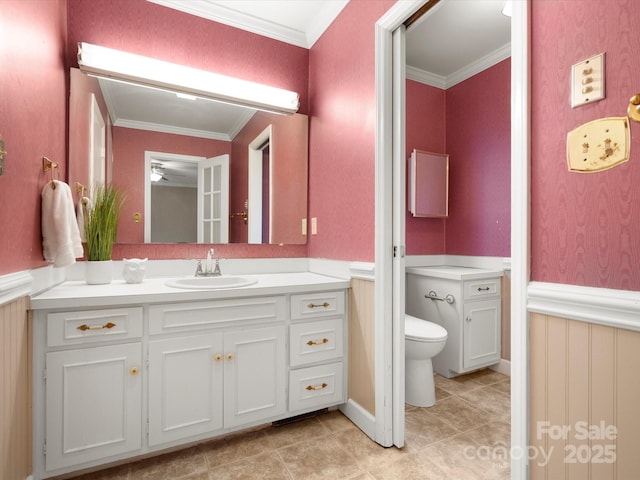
[290,318,343,367]
[290,291,345,320]
[47,307,143,347]
[289,362,344,412]
[149,296,285,334]
[463,278,500,300]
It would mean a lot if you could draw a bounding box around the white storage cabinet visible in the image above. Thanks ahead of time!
[406,266,502,378]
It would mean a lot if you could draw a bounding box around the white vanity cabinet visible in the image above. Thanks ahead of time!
[39,307,143,472]
[147,297,287,446]
[406,266,503,378]
[31,275,348,480]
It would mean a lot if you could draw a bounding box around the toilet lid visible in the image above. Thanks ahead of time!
[405,315,448,342]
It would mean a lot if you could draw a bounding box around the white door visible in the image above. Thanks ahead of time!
[223,326,286,428]
[45,343,142,471]
[198,154,229,243]
[148,334,224,446]
[391,24,407,448]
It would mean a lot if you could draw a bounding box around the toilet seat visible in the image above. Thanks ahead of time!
[405,315,447,342]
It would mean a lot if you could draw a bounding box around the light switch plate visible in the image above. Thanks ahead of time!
[567,117,629,172]
[571,53,605,108]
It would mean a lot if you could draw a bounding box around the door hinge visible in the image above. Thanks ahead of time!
[393,245,405,258]
[43,442,47,456]
[42,368,47,383]
[146,353,150,368]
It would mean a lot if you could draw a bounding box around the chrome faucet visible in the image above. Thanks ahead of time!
[195,248,222,276]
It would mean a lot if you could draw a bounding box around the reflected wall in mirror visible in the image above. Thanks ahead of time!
[68,67,308,245]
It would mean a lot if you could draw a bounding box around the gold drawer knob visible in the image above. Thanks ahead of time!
[307,338,329,346]
[214,354,222,362]
[307,302,330,309]
[77,322,116,331]
[130,367,139,376]
[306,383,328,391]
[226,353,234,361]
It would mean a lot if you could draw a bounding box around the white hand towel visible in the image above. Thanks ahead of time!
[42,180,84,267]
[76,196,92,242]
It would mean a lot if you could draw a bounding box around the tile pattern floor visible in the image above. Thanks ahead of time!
[65,369,510,480]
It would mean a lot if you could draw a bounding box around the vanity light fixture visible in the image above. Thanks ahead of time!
[77,42,300,115]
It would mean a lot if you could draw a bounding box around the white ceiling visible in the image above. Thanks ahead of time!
[102,0,510,185]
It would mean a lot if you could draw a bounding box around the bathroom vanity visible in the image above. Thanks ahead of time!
[406,266,503,378]
[30,272,349,479]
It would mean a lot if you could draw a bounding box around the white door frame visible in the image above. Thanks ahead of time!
[248,125,273,244]
[374,2,530,478]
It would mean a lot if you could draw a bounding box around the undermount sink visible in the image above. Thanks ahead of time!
[165,276,257,290]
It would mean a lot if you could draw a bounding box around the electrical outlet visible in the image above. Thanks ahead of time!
[567,117,629,172]
[311,217,317,235]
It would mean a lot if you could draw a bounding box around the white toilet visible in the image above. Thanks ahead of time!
[405,314,448,407]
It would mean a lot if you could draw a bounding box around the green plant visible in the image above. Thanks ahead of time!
[84,184,125,261]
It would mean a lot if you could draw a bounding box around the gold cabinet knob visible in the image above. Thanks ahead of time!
[214,353,222,362]
[226,353,234,361]
[130,367,139,376]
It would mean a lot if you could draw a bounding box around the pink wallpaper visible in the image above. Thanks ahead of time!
[405,79,447,255]
[405,59,510,258]
[230,113,308,245]
[0,0,67,275]
[445,59,511,257]
[531,1,640,290]
[308,0,395,262]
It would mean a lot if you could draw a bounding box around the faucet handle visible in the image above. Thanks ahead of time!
[195,259,204,276]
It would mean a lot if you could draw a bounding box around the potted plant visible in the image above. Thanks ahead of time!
[84,183,125,284]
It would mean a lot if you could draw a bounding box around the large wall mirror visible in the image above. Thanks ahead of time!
[69,63,308,246]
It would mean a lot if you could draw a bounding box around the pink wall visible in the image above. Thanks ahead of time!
[230,113,308,245]
[531,1,640,290]
[0,0,67,276]
[307,0,395,261]
[405,60,510,258]
[111,127,231,243]
[405,80,447,255]
[445,59,511,257]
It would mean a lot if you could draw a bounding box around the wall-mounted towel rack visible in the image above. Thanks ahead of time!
[76,182,87,197]
[42,157,59,189]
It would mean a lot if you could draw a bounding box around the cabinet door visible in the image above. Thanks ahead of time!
[148,334,223,446]
[45,343,142,471]
[463,299,501,370]
[224,325,286,428]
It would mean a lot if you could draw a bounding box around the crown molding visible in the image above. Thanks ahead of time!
[148,0,347,49]
[408,43,511,90]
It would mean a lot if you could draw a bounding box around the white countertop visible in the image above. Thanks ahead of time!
[30,272,350,310]
[406,265,504,281]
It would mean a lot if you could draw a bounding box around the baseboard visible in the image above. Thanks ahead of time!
[490,358,511,376]
[339,399,376,441]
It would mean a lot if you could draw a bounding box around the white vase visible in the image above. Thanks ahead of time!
[85,260,113,285]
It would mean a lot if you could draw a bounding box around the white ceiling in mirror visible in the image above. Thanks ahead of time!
[100,79,257,141]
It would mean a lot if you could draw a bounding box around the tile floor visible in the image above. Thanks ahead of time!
[65,369,510,480]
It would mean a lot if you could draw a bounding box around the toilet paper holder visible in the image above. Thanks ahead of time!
[425,290,455,304]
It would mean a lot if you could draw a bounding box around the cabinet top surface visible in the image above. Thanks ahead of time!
[31,272,350,310]
[406,265,504,281]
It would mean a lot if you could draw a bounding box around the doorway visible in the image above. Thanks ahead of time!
[374,0,529,477]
